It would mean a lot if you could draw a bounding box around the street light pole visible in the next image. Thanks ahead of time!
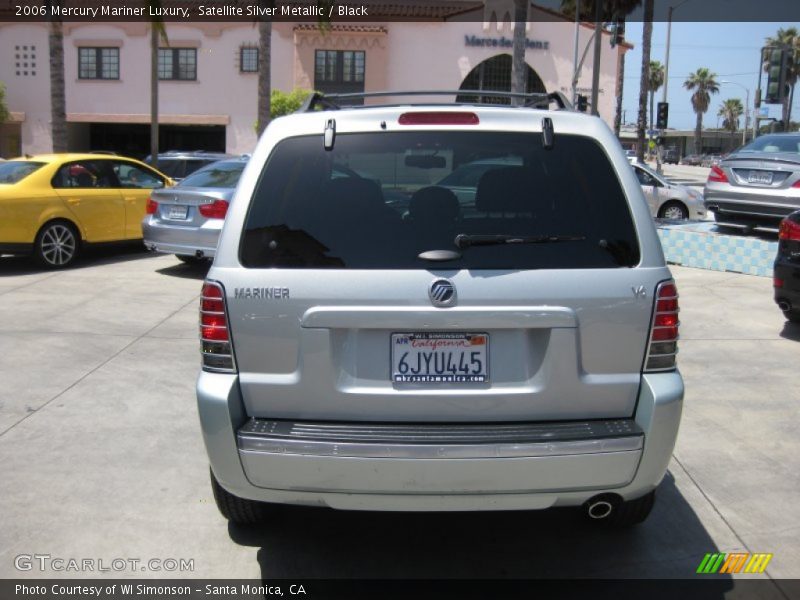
[721,80,750,146]
[662,0,692,104]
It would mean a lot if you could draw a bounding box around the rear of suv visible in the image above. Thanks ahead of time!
[198,92,684,527]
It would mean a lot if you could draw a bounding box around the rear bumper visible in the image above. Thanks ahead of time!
[704,189,800,231]
[774,258,800,310]
[197,372,683,511]
[141,216,221,258]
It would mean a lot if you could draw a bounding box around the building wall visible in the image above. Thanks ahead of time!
[0,12,626,158]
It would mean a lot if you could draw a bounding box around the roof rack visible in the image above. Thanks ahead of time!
[297,90,574,113]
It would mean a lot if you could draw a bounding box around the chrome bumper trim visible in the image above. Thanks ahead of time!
[237,418,644,460]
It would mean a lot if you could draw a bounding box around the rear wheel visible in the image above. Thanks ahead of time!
[658,201,689,220]
[210,470,271,525]
[34,221,80,269]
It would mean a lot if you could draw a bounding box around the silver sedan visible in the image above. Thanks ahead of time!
[704,133,800,233]
[632,162,706,220]
[142,158,247,263]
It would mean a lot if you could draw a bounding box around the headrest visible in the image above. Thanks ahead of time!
[408,186,459,223]
[475,167,535,213]
[321,177,385,213]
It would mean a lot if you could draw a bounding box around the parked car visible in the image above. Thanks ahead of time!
[198,92,684,528]
[144,151,234,182]
[704,133,800,233]
[632,162,706,220]
[774,211,800,323]
[0,154,171,268]
[681,154,704,166]
[143,157,247,263]
[662,148,679,165]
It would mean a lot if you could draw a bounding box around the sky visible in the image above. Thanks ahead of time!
[620,21,800,131]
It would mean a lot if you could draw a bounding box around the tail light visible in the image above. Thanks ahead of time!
[645,281,679,372]
[778,218,800,241]
[791,180,800,188]
[198,199,230,219]
[146,197,158,214]
[707,165,728,183]
[398,112,480,125]
[774,277,784,289]
[200,281,236,373]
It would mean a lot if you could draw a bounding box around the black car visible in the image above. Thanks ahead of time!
[774,210,800,323]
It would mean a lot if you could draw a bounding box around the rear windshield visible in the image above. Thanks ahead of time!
[179,160,246,188]
[241,132,639,269]
[0,161,45,184]
[738,135,800,154]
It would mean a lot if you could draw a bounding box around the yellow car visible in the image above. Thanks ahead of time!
[0,153,172,268]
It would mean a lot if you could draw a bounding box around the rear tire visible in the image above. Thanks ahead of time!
[607,490,656,527]
[34,220,80,269]
[658,201,689,220]
[210,469,271,525]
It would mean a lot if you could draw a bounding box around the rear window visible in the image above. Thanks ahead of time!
[738,135,800,154]
[180,160,246,188]
[0,161,45,184]
[240,132,639,269]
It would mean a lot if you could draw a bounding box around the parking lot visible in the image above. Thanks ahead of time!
[0,247,798,592]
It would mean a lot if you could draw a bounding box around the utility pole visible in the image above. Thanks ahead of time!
[590,0,602,116]
[572,0,580,105]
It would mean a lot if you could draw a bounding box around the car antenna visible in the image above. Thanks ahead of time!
[542,118,554,150]
[324,119,336,151]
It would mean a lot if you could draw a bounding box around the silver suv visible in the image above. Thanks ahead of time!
[197,92,684,527]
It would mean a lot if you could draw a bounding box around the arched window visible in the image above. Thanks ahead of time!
[457,54,546,105]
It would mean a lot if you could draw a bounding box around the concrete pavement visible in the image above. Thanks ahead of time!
[0,249,797,591]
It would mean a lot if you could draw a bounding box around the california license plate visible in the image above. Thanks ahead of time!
[747,170,773,185]
[167,205,189,220]
[391,333,489,383]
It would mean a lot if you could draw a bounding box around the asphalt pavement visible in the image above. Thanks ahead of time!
[0,248,798,593]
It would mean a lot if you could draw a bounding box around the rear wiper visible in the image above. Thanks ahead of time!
[454,233,585,249]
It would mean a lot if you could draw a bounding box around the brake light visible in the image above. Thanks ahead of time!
[792,180,800,188]
[707,165,728,183]
[398,112,480,126]
[774,277,784,288]
[146,197,158,214]
[198,199,229,219]
[200,281,236,373]
[778,218,800,241]
[645,281,679,372]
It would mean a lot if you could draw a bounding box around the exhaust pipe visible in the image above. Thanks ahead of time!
[584,494,620,520]
[778,300,792,312]
[195,250,205,259]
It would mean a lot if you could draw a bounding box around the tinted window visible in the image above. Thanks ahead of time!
[112,162,165,189]
[52,160,117,188]
[156,160,184,179]
[739,135,800,154]
[0,161,44,184]
[180,160,246,188]
[241,132,639,270]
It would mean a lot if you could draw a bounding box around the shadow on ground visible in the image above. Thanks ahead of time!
[228,473,732,592]
[779,320,800,342]
[156,259,211,280]
[0,242,155,276]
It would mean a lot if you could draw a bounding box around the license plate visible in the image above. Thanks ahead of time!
[167,205,189,220]
[747,170,773,185]
[391,333,488,383]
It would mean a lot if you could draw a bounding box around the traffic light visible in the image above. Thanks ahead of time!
[576,94,588,113]
[656,102,669,130]
[765,47,789,104]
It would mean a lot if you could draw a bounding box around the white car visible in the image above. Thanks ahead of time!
[632,162,706,220]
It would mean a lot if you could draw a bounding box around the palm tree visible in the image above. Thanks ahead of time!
[684,68,720,154]
[647,60,665,132]
[718,98,743,133]
[636,0,653,162]
[764,27,799,129]
[510,0,527,106]
[256,17,271,136]
[149,12,167,169]
[48,0,67,152]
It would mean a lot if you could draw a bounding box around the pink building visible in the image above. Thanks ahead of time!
[0,2,630,158]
